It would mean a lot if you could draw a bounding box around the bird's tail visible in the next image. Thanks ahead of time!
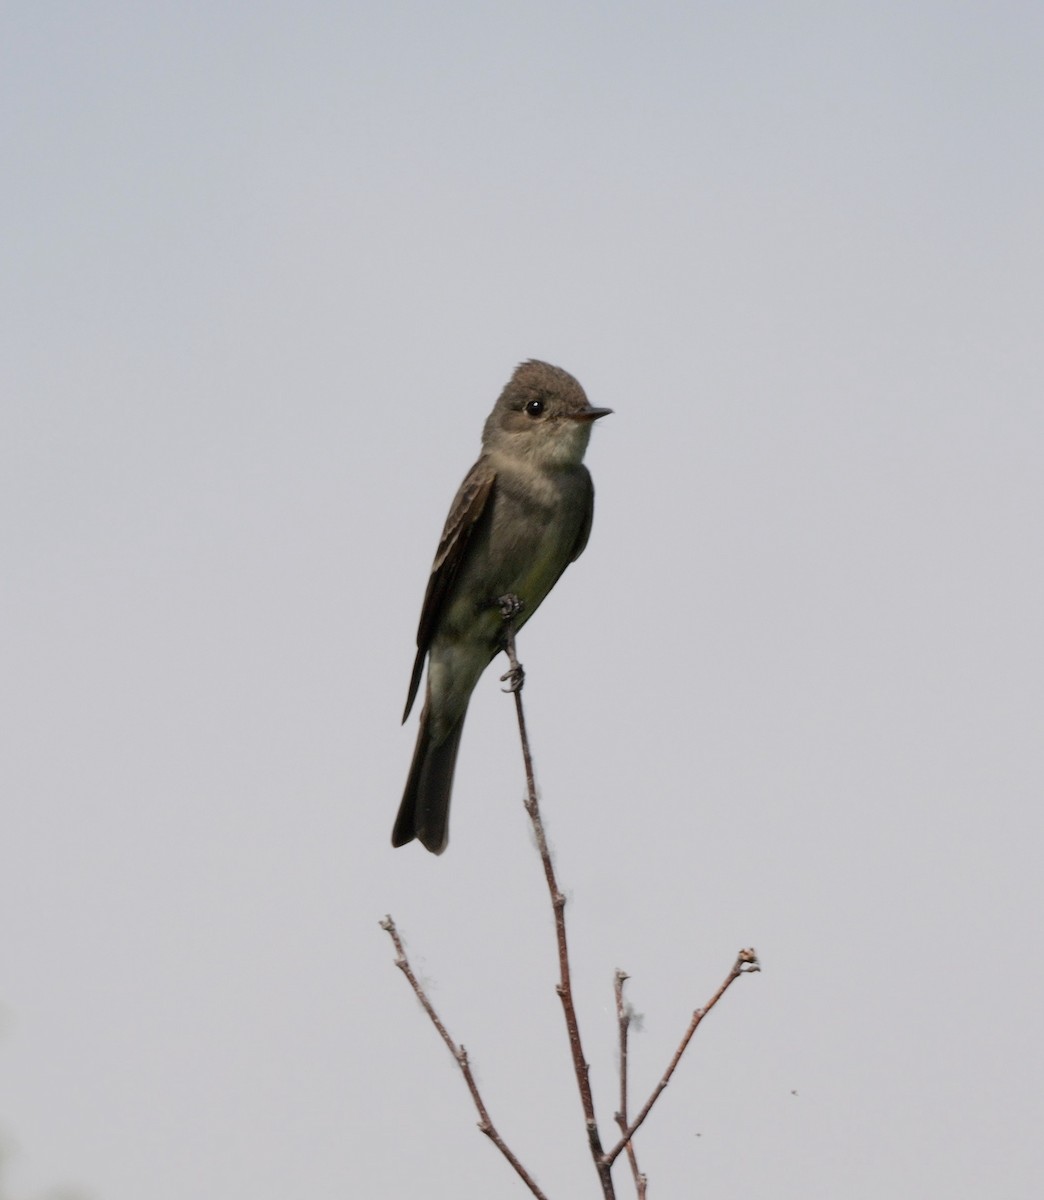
[392,702,468,855]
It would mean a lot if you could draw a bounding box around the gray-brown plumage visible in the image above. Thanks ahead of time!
[393,360,611,853]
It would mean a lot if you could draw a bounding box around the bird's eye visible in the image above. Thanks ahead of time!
[525,399,545,417]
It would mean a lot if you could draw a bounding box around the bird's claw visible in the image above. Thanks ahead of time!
[500,663,525,693]
[497,595,525,691]
[498,594,525,621]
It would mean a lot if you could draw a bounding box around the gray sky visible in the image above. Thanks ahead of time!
[3,3,1043,1197]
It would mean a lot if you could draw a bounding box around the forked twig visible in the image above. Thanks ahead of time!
[604,948,761,1167]
[378,916,550,1200]
[386,614,761,1198]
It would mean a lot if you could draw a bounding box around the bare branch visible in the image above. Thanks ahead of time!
[614,970,647,1199]
[501,616,616,1200]
[379,916,551,1200]
[389,613,760,1197]
[604,949,761,1167]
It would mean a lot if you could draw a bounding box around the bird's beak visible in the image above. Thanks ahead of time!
[570,406,613,422]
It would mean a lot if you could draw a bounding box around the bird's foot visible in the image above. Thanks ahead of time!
[498,594,525,621]
[500,661,525,693]
[497,595,525,692]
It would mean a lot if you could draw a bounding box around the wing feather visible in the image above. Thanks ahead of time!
[567,469,595,565]
[402,460,496,722]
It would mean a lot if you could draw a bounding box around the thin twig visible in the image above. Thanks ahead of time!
[379,916,550,1200]
[604,949,761,1167]
[502,615,616,1200]
[614,970,646,1198]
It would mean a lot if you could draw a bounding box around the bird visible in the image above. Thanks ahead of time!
[393,359,611,853]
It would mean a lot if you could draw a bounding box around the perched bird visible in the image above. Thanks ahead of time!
[393,360,611,853]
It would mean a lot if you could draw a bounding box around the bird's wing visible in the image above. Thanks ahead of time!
[526,468,595,615]
[402,459,497,722]
[567,468,595,564]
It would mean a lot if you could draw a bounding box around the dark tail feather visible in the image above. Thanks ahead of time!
[392,706,468,855]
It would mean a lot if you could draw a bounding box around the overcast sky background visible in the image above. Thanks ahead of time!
[3,3,1043,1198]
